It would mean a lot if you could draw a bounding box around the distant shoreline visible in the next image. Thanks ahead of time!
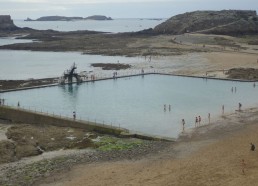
[24,15,113,22]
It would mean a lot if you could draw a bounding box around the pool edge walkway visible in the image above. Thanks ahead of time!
[1,72,257,93]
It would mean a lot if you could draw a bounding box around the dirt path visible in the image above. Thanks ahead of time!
[37,108,258,186]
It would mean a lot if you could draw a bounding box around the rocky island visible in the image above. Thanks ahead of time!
[25,15,112,21]
[0,15,19,31]
[84,15,112,20]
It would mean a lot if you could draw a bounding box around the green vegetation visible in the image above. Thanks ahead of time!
[95,136,143,151]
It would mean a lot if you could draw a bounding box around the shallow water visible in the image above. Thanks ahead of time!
[0,50,208,80]
[0,50,147,80]
[1,74,257,138]
[0,37,34,46]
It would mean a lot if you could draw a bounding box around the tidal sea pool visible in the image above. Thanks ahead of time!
[1,74,258,138]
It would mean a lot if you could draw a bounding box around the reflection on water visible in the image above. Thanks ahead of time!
[2,75,258,138]
[62,84,79,95]
[59,84,81,111]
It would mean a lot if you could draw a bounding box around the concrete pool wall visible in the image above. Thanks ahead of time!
[0,105,175,141]
[0,105,126,136]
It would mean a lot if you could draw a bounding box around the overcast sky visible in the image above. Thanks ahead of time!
[1,0,258,19]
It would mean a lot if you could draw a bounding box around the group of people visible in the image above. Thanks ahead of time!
[90,74,96,80]
[181,114,210,132]
[113,72,118,78]
[180,101,244,132]
[195,116,202,127]
[164,104,171,112]
[231,86,237,93]
[144,55,152,62]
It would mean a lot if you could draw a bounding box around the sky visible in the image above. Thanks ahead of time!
[0,0,258,19]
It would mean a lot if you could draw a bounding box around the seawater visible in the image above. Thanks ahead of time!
[1,75,257,138]
[0,50,147,80]
[14,19,166,33]
[0,37,34,46]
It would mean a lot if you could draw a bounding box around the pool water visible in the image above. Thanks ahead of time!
[1,74,257,138]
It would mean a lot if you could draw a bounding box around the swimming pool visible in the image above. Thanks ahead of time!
[1,74,257,138]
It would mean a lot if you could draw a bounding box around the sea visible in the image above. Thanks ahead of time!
[0,19,166,79]
[13,18,166,33]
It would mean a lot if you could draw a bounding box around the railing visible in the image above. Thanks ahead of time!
[0,102,125,131]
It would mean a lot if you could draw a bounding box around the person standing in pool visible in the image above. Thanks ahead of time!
[73,111,76,120]
[198,116,201,125]
[195,117,198,127]
[182,119,185,131]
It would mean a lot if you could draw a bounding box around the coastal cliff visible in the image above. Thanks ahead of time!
[0,15,18,31]
[153,10,258,35]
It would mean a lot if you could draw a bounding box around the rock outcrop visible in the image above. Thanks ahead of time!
[85,15,112,20]
[153,10,258,35]
[26,15,113,21]
[0,15,18,31]
[28,16,84,21]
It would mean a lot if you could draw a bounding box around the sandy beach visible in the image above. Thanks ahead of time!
[38,107,258,186]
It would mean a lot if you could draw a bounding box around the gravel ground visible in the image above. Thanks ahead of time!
[0,140,171,186]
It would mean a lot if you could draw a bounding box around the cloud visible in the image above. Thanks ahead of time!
[1,0,257,19]
[0,0,191,4]
[2,0,47,2]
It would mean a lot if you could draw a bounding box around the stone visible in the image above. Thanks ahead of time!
[0,15,19,31]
